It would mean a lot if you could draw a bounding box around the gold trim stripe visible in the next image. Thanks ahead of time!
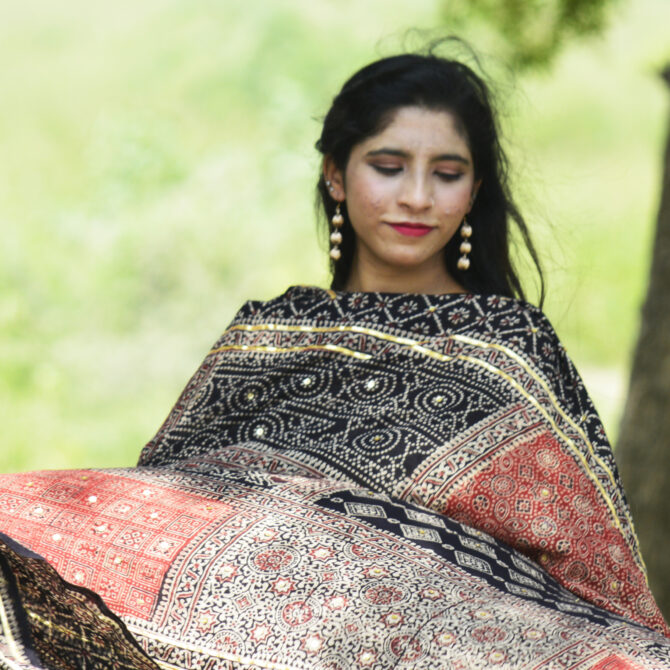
[214,323,445,361]
[447,333,643,569]
[210,343,372,361]
[210,322,641,569]
[451,333,601,462]
[223,322,426,346]
[453,354,629,546]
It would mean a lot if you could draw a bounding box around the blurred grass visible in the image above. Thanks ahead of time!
[1,0,669,472]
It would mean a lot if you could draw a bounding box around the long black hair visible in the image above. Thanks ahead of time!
[315,47,544,305]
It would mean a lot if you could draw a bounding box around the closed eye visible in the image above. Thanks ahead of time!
[371,165,402,176]
[436,172,464,182]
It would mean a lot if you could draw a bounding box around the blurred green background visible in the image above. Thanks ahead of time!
[2,0,669,472]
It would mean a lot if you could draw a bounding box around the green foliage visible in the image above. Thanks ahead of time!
[441,0,620,68]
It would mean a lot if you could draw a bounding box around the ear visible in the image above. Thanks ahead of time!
[323,156,346,202]
[468,179,482,211]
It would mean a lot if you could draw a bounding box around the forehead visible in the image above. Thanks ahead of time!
[359,106,470,155]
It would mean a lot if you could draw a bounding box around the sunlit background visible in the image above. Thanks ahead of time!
[2,0,669,472]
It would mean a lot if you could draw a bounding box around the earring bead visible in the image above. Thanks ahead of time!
[329,202,344,261]
[457,256,471,271]
[457,217,473,271]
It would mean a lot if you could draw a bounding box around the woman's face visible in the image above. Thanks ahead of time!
[325,106,480,294]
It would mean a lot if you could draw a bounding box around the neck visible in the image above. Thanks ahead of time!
[344,260,465,295]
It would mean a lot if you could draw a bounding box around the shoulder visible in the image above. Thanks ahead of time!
[434,293,560,348]
[436,295,567,390]
[227,286,327,325]
[226,287,560,345]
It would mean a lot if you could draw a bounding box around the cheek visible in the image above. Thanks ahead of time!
[441,184,474,216]
[366,193,385,211]
[348,176,386,215]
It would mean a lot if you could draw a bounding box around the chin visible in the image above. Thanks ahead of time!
[383,252,441,270]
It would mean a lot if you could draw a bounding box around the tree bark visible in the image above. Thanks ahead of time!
[617,64,670,619]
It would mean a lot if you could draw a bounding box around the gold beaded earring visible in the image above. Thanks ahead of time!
[457,217,473,271]
[329,203,344,261]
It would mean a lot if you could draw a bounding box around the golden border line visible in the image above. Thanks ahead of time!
[210,322,642,570]
[449,332,643,571]
[211,343,371,361]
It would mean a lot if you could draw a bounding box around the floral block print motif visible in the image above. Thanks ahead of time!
[2,286,669,669]
[0,469,233,619]
[0,533,159,670]
[1,467,670,669]
[139,286,667,633]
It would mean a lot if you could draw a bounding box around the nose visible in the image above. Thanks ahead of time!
[397,173,433,211]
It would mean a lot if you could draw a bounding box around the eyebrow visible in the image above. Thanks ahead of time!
[365,148,470,165]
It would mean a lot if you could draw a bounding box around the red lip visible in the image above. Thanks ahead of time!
[387,223,434,237]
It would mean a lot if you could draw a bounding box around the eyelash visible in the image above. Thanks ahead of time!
[436,172,463,182]
[372,165,401,176]
[371,165,463,182]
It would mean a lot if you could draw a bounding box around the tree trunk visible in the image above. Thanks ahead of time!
[617,64,670,619]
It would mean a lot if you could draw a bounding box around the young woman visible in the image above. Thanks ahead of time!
[1,50,669,670]
[316,53,541,300]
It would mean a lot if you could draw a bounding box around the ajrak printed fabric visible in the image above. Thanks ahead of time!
[1,286,669,669]
[0,533,159,670]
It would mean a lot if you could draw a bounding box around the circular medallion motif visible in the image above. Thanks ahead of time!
[239,411,286,443]
[228,379,272,412]
[536,449,559,469]
[388,635,424,662]
[281,601,313,627]
[531,515,558,538]
[564,560,588,583]
[637,592,658,618]
[415,386,464,414]
[351,428,403,455]
[346,369,399,404]
[523,628,544,641]
[471,625,508,644]
[284,365,334,398]
[434,631,456,647]
[491,475,517,497]
[251,546,298,573]
[362,583,408,606]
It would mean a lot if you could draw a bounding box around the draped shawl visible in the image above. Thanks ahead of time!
[1,286,669,669]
